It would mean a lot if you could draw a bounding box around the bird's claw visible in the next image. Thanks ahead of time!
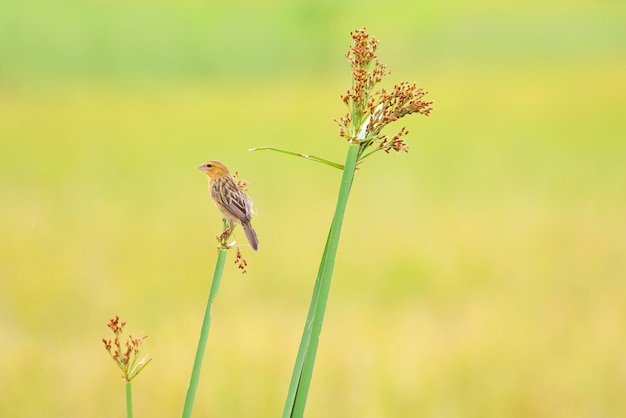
[216,228,236,250]
[219,227,233,239]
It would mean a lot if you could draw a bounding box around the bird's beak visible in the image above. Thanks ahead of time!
[198,164,206,171]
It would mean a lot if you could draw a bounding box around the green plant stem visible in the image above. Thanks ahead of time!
[125,381,133,418]
[181,243,228,418]
[281,228,333,417]
[283,142,360,418]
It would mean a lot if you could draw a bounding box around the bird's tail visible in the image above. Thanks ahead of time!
[242,222,259,251]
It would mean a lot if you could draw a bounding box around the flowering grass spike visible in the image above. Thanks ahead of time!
[251,27,433,418]
[334,27,433,161]
[102,316,151,382]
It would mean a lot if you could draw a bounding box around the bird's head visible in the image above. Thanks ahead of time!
[198,160,229,178]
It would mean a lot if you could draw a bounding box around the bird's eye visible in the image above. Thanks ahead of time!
[206,163,212,168]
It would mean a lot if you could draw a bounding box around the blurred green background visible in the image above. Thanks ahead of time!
[1,0,625,417]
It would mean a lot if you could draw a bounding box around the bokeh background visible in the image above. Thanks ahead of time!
[1,0,625,417]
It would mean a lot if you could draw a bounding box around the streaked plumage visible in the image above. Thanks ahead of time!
[198,160,258,251]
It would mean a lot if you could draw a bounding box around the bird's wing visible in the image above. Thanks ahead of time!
[212,176,252,222]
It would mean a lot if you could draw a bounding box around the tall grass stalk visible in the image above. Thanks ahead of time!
[181,221,230,418]
[284,143,359,417]
[125,381,133,418]
[257,27,433,418]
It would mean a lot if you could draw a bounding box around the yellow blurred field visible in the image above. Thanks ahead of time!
[1,2,626,417]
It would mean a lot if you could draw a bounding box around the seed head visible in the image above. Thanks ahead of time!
[102,316,151,382]
[334,27,433,161]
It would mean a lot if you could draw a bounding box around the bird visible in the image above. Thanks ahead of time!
[198,160,258,251]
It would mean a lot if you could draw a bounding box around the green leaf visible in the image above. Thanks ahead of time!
[249,147,344,170]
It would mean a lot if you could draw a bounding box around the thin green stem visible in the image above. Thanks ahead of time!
[358,145,383,161]
[284,143,360,417]
[181,233,228,418]
[125,381,133,418]
[281,227,333,418]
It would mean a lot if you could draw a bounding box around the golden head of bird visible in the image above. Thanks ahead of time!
[198,160,230,178]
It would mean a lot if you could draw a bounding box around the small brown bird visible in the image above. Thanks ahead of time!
[198,160,259,251]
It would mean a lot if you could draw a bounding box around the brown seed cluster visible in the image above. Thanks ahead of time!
[233,171,248,192]
[102,316,151,382]
[338,27,390,134]
[334,27,433,160]
[234,247,248,274]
